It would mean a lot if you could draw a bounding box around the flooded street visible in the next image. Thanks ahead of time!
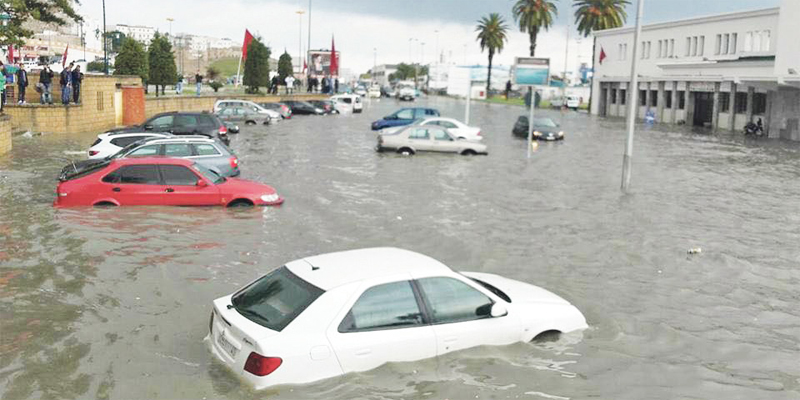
[1,97,800,399]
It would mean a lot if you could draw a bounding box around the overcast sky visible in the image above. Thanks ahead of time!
[77,0,780,75]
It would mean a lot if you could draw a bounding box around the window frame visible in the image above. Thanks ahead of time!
[192,143,222,157]
[338,279,429,333]
[102,164,161,185]
[413,276,497,325]
[158,164,202,186]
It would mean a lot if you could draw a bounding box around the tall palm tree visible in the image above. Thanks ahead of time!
[512,0,558,57]
[475,13,509,97]
[574,0,630,110]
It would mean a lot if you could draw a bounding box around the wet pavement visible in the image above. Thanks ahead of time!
[1,96,800,400]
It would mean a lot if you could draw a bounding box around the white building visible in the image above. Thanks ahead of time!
[112,24,156,46]
[591,0,800,140]
[446,65,511,98]
[372,64,397,86]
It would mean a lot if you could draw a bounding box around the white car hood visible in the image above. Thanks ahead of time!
[461,272,571,305]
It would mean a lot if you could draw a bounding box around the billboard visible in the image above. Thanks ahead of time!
[513,57,549,86]
[308,50,340,76]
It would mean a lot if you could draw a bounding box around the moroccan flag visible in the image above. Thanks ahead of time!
[599,47,607,65]
[242,29,254,60]
[7,46,14,64]
[329,35,338,76]
[62,44,69,67]
[303,59,307,73]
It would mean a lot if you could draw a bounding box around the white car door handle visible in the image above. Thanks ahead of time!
[354,349,372,357]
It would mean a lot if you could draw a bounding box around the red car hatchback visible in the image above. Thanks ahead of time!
[54,158,284,207]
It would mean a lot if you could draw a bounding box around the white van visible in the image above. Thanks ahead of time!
[330,94,363,114]
[551,96,581,110]
[213,99,281,121]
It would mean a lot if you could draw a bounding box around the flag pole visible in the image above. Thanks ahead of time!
[621,0,645,192]
[235,53,242,88]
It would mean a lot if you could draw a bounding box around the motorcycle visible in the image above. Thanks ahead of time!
[744,119,764,137]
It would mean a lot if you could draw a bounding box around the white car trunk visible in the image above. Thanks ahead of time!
[210,296,279,376]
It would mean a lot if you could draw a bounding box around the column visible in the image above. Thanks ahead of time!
[764,90,773,138]
[686,87,695,125]
[671,81,679,124]
[605,83,613,117]
[644,83,652,116]
[656,81,665,123]
[615,83,621,116]
[728,82,737,131]
[746,86,754,122]
[711,82,721,130]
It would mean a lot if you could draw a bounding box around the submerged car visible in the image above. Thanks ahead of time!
[215,107,272,126]
[512,116,564,141]
[377,125,487,155]
[281,100,325,115]
[259,102,292,119]
[207,247,587,390]
[307,100,336,114]
[87,132,172,159]
[329,94,362,113]
[371,107,440,131]
[101,111,230,145]
[54,158,282,207]
[214,100,282,121]
[382,117,482,141]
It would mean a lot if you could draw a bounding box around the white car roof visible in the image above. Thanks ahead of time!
[145,137,215,144]
[287,247,452,290]
[99,132,170,139]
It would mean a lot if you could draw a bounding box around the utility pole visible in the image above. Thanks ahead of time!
[621,0,645,192]
[307,0,312,73]
[296,9,305,75]
[102,0,108,75]
[561,20,570,124]
[167,18,173,38]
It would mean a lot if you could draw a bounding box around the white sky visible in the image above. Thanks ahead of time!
[76,0,593,76]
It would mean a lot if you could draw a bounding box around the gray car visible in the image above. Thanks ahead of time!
[376,125,488,156]
[215,107,271,126]
[112,136,240,177]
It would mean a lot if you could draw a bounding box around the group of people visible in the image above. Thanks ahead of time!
[0,62,83,112]
[306,76,339,94]
[264,74,338,95]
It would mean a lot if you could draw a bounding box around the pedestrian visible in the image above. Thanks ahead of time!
[16,63,29,105]
[307,76,313,93]
[60,63,73,105]
[176,75,183,94]
[0,65,7,110]
[334,78,339,94]
[195,71,203,96]
[505,80,512,100]
[270,75,279,95]
[71,65,83,104]
[39,65,54,104]
[285,75,295,95]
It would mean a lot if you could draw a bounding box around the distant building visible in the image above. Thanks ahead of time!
[372,64,397,86]
[592,0,800,140]
[112,24,156,46]
[446,65,511,97]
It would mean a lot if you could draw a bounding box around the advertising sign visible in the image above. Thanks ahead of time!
[513,57,550,86]
[308,50,340,77]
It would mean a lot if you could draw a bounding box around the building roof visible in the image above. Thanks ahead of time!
[594,7,780,37]
[287,248,451,290]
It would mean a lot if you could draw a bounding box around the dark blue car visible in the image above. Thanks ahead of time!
[371,108,440,130]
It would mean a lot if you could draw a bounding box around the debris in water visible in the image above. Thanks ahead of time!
[21,131,33,138]
[687,247,702,255]
[397,216,402,220]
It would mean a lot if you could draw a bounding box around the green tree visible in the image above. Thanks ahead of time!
[106,31,126,53]
[389,63,428,83]
[148,33,178,96]
[87,60,106,73]
[277,51,294,84]
[206,66,220,81]
[574,0,630,110]
[243,39,271,94]
[0,1,81,47]
[512,0,558,57]
[476,13,509,97]
[114,38,148,87]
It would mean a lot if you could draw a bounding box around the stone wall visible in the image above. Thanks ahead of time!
[0,115,11,155]
[142,93,330,119]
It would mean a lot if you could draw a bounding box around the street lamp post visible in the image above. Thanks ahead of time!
[621,0,645,192]
[166,17,174,37]
[307,0,312,73]
[102,0,108,75]
[296,10,305,75]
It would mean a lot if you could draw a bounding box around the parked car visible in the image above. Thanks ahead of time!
[550,96,581,110]
[371,107,440,131]
[214,100,281,121]
[54,158,282,207]
[87,132,172,159]
[307,100,337,114]
[64,136,240,180]
[102,111,230,146]
[216,107,272,126]
[377,125,487,155]
[368,85,381,98]
[512,116,564,141]
[281,100,325,115]
[206,247,587,390]
[354,86,367,97]
[330,94,363,113]
[382,86,396,98]
[397,86,416,101]
[259,102,292,119]
[383,117,482,141]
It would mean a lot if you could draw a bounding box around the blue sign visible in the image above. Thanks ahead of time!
[513,57,549,86]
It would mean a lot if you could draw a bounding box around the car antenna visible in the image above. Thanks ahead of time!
[311,265,320,271]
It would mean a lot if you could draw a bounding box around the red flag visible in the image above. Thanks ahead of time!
[7,46,14,64]
[242,29,254,60]
[598,47,607,65]
[62,44,69,67]
[329,35,338,76]
[303,59,307,73]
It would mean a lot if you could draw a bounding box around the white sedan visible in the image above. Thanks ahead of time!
[206,248,587,390]
[383,117,483,141]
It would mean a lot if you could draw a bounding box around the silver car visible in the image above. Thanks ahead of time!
[215,106,271,126]
[376,125,488,156]
[113,136,240,177]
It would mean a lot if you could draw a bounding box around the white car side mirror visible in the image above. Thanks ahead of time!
[490,303,508,318]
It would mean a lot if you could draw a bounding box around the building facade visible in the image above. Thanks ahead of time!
[591,0,800,140]
[372,64,397,86]
[112,24,156,46]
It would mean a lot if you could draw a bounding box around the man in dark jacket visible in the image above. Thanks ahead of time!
[16,63,29,105]
[60,63,73,105]
[39,65,54,104]
[270,75,279,95]
[71,65,83,103]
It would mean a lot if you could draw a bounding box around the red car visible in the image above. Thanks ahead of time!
[54,158,284,207]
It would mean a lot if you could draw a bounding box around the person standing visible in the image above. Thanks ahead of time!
[0,65,7,109]
[39,65,54,104]
[270,75,279,95]
[505,80,512,100]
[176,75,183,94]
[334,78,339,94]
[71,65,83,104]
[307,75,313,93]
[284,75,295,95]
[16,63,28,105]
[194,71,203,96]
[60,63,73,105]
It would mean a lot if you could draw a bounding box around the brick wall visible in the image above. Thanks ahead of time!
[0,115,10,155]
[142,93,330,120]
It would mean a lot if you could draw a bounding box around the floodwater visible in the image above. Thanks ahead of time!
[1,96,800,400]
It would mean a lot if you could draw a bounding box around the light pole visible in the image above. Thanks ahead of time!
[307,0,312,72]
[433,30,439,90]
[373,47,377,73]
[420,42,425,90]
[166,17,174,38]
[102,0,108,75]
[621,0,645,192]
[296,9,305,75]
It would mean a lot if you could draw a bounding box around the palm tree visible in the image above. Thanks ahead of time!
[475,13,509,97]
[574,0,630,110]
[512,0,558,57]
